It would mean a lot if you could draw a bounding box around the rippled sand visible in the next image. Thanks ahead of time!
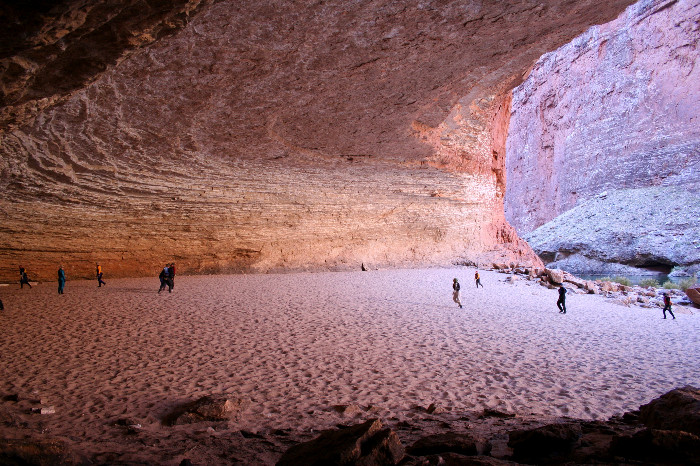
[0,268,697,463]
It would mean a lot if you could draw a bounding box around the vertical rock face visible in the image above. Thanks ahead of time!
[505,0,700,274]
[0,0,640,281]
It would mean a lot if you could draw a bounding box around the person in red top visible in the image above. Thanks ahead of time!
[662,293,675,319]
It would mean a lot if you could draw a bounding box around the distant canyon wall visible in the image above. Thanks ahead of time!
[0,0,641,282]
[505,0,700,274]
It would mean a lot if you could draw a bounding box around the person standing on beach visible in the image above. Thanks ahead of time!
[475,270,483,288]
[662,293,675,319]
[452,278,463,308]
[57,266,66,294]
[557,285,567,313]
[19,266,32,289]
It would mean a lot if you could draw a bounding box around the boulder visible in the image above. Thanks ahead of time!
[562,273,586,288]
[425,403,447,415]
[639,386,700,435]
[610,428,700,464]
[276,419,405,466]
[599,281,620,293]
[0,438,76,465]
[686,287,700,306]
[407,432,491,457]
[545,269,565,284]
[508,422,582,461]
[163,395,250,426]
[333,405,363,417]
[584,281,598,294]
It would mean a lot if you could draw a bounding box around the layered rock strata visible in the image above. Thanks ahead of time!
[0,0,638,281]
[505,0,700,275]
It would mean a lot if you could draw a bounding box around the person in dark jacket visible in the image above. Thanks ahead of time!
[452,278,463,309]
[167,263,175,293]
[57,266,66,294]
[662,293,675,319]
[158,265,168,294]
[557,285,567,313]
[19,266,32,289]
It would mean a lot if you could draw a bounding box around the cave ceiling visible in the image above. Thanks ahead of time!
[0,0,637,280]
[2,0,636,159]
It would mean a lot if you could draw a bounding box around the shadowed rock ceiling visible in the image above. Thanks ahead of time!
[0,0,636,281]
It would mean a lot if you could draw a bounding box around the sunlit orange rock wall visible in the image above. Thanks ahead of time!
[0,0,636,281]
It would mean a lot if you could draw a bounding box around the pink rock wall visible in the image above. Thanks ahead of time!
[1,0,640,281]
[505,0,700,235]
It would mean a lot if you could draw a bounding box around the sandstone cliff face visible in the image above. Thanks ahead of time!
[504,0,700,273]
[0,0,637,281]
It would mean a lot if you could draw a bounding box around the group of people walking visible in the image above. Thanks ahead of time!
[8,264,681,320]
[450,271,678,320]
[15,262,177,295]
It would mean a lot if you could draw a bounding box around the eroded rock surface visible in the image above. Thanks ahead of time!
[162,395,251,426]
[505,0,700,274]
[639,385,700,436]
[525,186,700,275]
[276,418,405,466]
[0,0,639,281]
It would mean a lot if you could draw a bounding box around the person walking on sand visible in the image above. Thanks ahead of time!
[475,270,483,288]
[158,264,169,294]
[19,266,32,289]
[167,262,175,293]
[557,285,567,314]
[662,293,675,319]
[452,278,463,308]
[96,263,106,287]
[57,266,66,294]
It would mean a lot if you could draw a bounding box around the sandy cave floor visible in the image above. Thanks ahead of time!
[0,268,698,464]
